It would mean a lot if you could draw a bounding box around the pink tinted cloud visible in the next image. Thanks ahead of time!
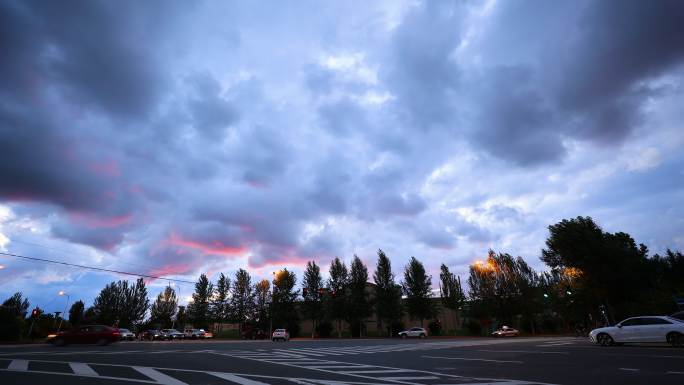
[89,159,121,177]
[168,232,247,257]
[68,211,133,229]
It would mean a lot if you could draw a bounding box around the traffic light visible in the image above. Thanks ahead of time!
[303,288,308,297]
[318,288,325,296]
[31,308,41,318]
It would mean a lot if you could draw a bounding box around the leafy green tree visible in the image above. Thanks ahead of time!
[373,249,403,336]
[123,278,150,328]
[92,278,149,328]
[439,264,465,333]
[253,279,271,332]
[402,257,434,327]
[542,216,648,321]
[150,285,178,328]
[327,257,349,338]
[210,273,230,331]
[302,261,324,338]
[188,274,214,329]
[230,269,254,334]
[68,300,85,326]
[92,281,123,326]
[347,255,371,337]
[0,292,29,341]
[272,269,300,336]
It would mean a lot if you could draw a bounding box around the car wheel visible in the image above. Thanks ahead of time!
[419,333,426,339]
[97,338,109,346]
[401,334,406,339]
[597,333,614,347]
[54,338,66,347]
[667,332,683,347]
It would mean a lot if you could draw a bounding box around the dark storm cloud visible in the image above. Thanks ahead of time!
[187,73,239,140]
[387,0,684,165]
[387,1,464,127]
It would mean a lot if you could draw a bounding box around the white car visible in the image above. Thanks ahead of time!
[117,328,136,341]
[492,326,520,337]
[398,327,428,339]
[589,316,684,347]
[272,329,289,341]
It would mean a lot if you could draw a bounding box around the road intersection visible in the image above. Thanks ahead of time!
[1,337,682,385]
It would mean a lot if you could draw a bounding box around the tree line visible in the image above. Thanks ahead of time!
[2,216,682,340]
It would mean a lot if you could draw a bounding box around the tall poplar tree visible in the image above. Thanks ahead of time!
[150,285,178,328]
[210,273,230,331]
[402,257,435,327]
[439,264,465,333]
[231,269,254,334]
[327,257,348,338]
[348,255,371,337]
[188,274,214,329]
[302,261,323,338]
[373,249,403,336]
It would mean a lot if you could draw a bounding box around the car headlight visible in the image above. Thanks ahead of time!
[47,334,57,338]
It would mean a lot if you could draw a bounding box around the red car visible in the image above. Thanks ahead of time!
[47,325,120,346]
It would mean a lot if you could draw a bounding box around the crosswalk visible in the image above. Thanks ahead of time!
[222,338,581,359]
[215,348,553,385]
[0,357,392,385]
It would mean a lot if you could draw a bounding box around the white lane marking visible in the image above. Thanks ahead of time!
[380,376,440,380]
[340,369,413,374]
[69,362,98,376]
[306,365,374,369]
[422,355,523,364]
[210,372,270,385]
[667,371,684,374]
[0,368,157,384]
[478,349,569,355]
[618,368,639,372]
[7,359,29,371]
[132,366,188,385]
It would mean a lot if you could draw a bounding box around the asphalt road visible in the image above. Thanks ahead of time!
[1,336,682,385]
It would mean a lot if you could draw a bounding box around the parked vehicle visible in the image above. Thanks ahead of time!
[118,328,136,341]
[142,329,166,341]
[492,326,520,337]
[47,325,120,346]
[272,329,290,341]
[589,316,684,347]
[398,327,428,339]
[184,328,206,339]
[161,329,185,340]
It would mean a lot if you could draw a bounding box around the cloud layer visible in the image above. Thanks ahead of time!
[1,0,683,309]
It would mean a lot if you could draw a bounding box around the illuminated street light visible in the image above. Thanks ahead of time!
[57,291,70,332]
[543,293,549,298]
[0,264,5,269]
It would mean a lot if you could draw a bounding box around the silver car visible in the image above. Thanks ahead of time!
[492,326,520,337]
[398,327,428,339]
[589,316,684,347]
[117,328,136,341]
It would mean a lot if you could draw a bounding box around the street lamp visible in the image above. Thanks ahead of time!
[58,291,70,332]
[0,264,5,269]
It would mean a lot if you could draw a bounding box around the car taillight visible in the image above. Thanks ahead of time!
[113,332,120,335]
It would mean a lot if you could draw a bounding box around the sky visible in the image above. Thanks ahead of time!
[1,0,683,314]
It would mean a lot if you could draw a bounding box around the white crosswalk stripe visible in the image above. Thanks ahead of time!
[69,362,99,376]
[133,366,188,385]
[7,359,28,371]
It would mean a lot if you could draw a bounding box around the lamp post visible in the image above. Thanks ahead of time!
[58,291,70,332]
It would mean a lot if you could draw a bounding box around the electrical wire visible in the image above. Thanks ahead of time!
[0,251,195,284]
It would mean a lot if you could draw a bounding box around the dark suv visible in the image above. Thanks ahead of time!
[142,329,166,340]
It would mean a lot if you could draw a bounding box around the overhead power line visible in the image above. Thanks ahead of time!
[0,251,195,284]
